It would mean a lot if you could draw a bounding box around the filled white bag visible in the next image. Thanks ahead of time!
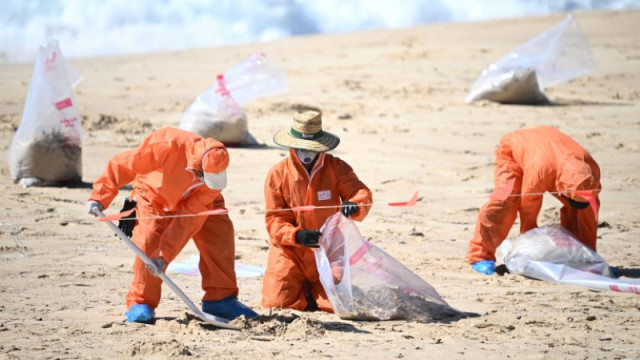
[180,52,287,146]
[315,213,461,322]
[504,225,611,276]
[498,225,640,294]
[466,14,596,104]
[8,40,83,187]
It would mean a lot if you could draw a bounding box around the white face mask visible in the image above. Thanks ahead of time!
[295,149,318,165]
[202,170,227,190]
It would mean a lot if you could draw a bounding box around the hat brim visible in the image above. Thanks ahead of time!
[273,129,340,152]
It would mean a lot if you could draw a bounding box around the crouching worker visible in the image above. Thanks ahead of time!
[467,126,601,275]
[262,110,373,312]
[86,127,258,323]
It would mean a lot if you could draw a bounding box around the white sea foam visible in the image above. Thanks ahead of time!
[1,0,638,63]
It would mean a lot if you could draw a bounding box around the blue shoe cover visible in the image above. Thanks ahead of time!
[202,296,258,320]
[471,260,496,275]
[126,304,155,323]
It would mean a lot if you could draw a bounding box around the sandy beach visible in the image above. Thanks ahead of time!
[0,9,639,359]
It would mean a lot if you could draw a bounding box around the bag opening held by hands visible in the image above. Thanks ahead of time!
[314,212,461,322]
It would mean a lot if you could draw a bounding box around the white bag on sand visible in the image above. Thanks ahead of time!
[466,14,596,104]
[8,40,83,188]
[498,225,640,294]
[180,52,287,146]
[504,225,611,276]
[314,213,460,322]
[467,68,549,104]
[180,87,253,146]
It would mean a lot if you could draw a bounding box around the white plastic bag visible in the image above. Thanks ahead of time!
[505,225,611,276]
[500,225,640,294]
[180,52,287,145]
[8,40,83,187]
[466,14,596,104]
[315,213,460,322]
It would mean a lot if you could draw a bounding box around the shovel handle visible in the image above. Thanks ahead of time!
[96,209,240,330]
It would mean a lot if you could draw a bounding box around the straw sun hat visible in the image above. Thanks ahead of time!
[273,110,340,152]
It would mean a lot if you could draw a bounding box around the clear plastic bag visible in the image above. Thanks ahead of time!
[499,225,640,294]
[505,225,611,276]
[179,52,287,145]
[466,14,596,104]
[8,40,83,187]
[315,213,460,322]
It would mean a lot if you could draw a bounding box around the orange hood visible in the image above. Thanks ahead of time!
[185,137,229,174]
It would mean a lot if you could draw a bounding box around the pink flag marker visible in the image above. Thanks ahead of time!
[388,191,418,207]
[575,190,599,221]
[490,178,516,201]
[99,208,135,221]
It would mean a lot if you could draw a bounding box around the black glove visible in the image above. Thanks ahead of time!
[295,229,322,248]
[495,264,510,276]
[567,197,589,209]
[340,201,359,218]
[117,197,137,237]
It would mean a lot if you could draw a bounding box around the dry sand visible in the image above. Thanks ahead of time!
[0,9,639,360]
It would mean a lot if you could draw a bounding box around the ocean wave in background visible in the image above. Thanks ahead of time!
[1,0,639,63]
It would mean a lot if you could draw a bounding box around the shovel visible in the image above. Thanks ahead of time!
[97,209,240,330]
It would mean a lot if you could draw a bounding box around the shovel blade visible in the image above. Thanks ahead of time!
[200,312,241,330]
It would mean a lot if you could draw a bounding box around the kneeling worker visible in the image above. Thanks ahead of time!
[262,110,372,311]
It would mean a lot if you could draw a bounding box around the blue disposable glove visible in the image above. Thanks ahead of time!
[471,260,496,275]
[126,304,154,323]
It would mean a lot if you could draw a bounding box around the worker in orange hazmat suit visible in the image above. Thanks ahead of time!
[86,127,258,323]
[262,110,372,311]
[467,126,601,275]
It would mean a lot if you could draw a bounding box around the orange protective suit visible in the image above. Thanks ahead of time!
[467,126,601,264]
[89,127,238,309]
[262,149,372,311]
